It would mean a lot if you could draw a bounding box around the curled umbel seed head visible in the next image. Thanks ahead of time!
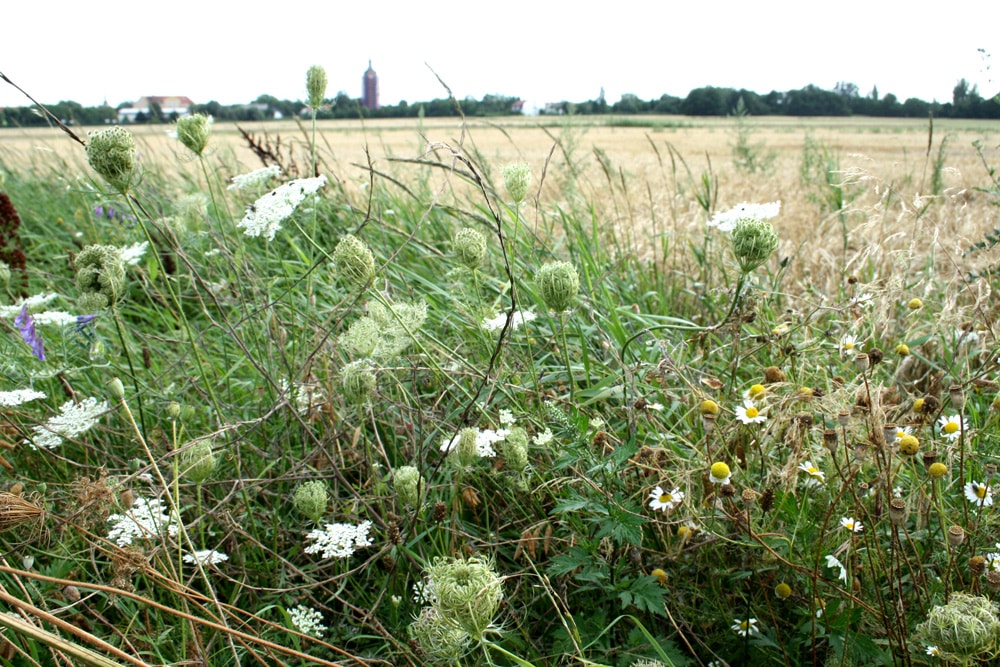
[293,480,328,523]
[731,217,779,273]
[393,465,424,508]
[86,127,137,194]
[175,114,211,156]
[502,163,531,203]
[306,65,328,109]
[333,235,376,289]
[426,555,503,640]
[452,228,487,270]
[915,592,1000,661]
[535,260,580,313]
[75,245,126,311]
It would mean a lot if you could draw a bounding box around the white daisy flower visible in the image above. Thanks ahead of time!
[965,481,994,507]
[893,426,913,444]
[925,645,940,656]
[840,517,863,533]
[937,414,967,441]
[825,554,848,582]
[798,461,825,486]
[731,617,760,637]
[839,334,861,355]
[735,399,766,425]
[648,485,684,512]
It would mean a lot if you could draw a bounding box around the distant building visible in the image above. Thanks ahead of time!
[118,96,194,122]
[362,61,379,110]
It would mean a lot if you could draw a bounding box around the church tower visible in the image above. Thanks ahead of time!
[362,61,379,110]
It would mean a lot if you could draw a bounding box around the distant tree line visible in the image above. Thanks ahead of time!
[1,80,997,127]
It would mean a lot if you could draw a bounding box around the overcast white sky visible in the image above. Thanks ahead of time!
[1,1,997,112]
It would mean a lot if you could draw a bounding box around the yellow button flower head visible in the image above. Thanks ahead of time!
[775,582,792,599]
[747,384,766,399]
[710,461,731,484]
[913,398,926,414]
[908,298,923,310]
[700,399,720,416]
[898,434,920,456]
[896,343,910,356]
[928,462,948,478]
[650,568,668,586]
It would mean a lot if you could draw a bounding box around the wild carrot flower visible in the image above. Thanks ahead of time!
[227,165,281,191]
[175,113,211,156]
[841,517,863,533]
[306,65,328,109]
[183,549,229,566]
[648,486,684,512]
[26,396,109,449]
[0,388,46,407]
[535,261,580,312]
[708,201,780,232]
[533,429,554,446]
[731,618,759,637]
[825,554,848,582]
[119,241,148,267]
[425,555,503,641]
[735,399,766,425]
[14,304,44,361]
[289,605,326,638]
[965,482,994,507]
[440,427,506,459]
[502,163,532,203]
[482,310,536,332]
[106,496,178,547]
[850,292,874,308]
[937,414,967,440]
[237,175,327,241]
[453,228,488,270]
[709,462,731,485]
[798,461,825,486]
[86,127,137,194]
[304,520,373,559]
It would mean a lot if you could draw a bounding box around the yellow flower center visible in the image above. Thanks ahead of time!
[740,621,750,631]
[659,493,672,503]
[944,422,959,434]
[749,384,765,398]
[808,467,819,475]
[745,407,759,419]
[976,485,988,499]
[844,341,854,350]
[710,462,730,479]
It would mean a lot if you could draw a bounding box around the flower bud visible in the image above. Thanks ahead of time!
[898,434,919,456]
[293,480,328,523]
[181,439,217,484]
[175,114,211,156]
[341,359,376,405]
[535,260,579,313]
[731,217,779,273]
[86,127,138,194]
[333,235,376,290]
[453,228,487,270]
[393,465,424,508]
[502,162,531,203]
[108,377,125,401]
[502,427,529,472]
[306,65,328,109]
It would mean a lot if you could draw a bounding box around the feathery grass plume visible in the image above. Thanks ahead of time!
[86,127,137,194]
[453,228,487,270]
[333,234,376,289]
[535,260,579,312]
[180,440,217,484]
[915,593,1000,663]
[74,244,126,311]
[408,607,470,665]
[292,480,328,523]
[341,358,377,405]
[425,555,503,640]
[393,465,424,507]
[175,114,211,156]
[502,162,532,203]
[731,217,779,273]
[502,427,529,472]
[306,65,328,109]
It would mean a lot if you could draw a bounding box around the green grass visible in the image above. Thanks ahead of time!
[0,101,998,667]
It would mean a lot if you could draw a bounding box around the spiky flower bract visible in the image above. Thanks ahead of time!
[425,555,503,640]
[306,65,328,109]
[86,127,137,194]
[292,480,328,523]
[333,234,376,289]
[453,228,488,270]
[915,593,1000,663]
[535,260,579,312]
[731,217,779,273]
[175,114,211,156]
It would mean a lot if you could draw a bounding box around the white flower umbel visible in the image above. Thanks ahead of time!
[708,201,780,232]
[0,292,60,318]
[440,427,509,458]
[29,311,78,326]
[183,549,229,566]
[227,165,282,191]
[533,429,554,446]
[0,388,46,407]
[288,605,326,638]
[106,496,179,547]
[482,310,537,332]
[236,175,327,241]
[26,396,109,449]
[304,520,373,559]
[119,241,149,267]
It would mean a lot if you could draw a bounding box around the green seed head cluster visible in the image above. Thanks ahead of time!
[536,260,580,313]
[453,228,487,270]
[341,359,377,405]
[333,234,376,290]
[408,607,470,665]
[175,114,211,156]
[394,465,424,507]
[75,245,126,311]
[293,480,328,523]
[915,593,1000,661]
[86,127,138,194]
[455,428,479,466]
[731,217,779,273]
[340,301,427,361]
[503,427,529,472]
[502,162,532,203]
[306,65,328,109]
[181,439,217,484]
[425,555,503,640]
